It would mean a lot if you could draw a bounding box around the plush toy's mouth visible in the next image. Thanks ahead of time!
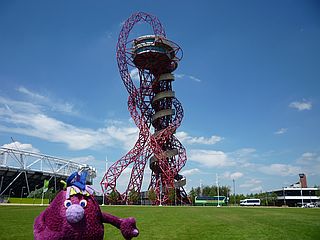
[66,204,84,223]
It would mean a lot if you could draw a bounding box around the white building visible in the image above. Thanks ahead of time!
[273,187,319,207]
[271,174,319,207]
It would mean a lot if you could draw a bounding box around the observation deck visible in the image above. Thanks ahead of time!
[132,35,178,73]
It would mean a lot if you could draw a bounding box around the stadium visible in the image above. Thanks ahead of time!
[0,146,96,201]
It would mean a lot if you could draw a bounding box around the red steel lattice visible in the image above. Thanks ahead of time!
[100,12,188,205]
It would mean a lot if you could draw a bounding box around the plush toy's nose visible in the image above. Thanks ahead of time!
[66,204,84,223]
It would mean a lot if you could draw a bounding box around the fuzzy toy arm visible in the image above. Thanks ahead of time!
[101,212,122,228]
[101,212,139,240]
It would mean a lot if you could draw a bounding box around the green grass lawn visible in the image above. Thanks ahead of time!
[0,205,319,239]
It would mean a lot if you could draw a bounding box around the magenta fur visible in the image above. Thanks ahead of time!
[34,190,139,240]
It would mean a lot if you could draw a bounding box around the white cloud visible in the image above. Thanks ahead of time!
[189,76,201,82]
[295,153,320,176]
[274,128,288,135]
[141,167,152,191]
[189,149,235,168]
[234,148,256,156]
[289,100,312,111]
[69,155,97,164]
[180,168,200,176]
[231,172,243,179]
[259,164,301,176]
[230,148,257,164]
[175,73,185,79]
[230,148,256,160]
[114,165,152,193]
[109,167,132,192]
[17,86,46,101]
[17,86,78,115]
[250,186,263,192]
[129,68,140,82]
[174,73,201,82]
[297,152,320,164]
[0,115,138,151]
[0,96,39,114]
[1,141,40,153]
[0,95,138,151]
[223,171,244,180]
[104,125,139,150]
[176,131,222,145]
[239,178,262,188]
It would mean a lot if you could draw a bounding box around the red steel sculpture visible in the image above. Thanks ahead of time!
[101,12,189,205]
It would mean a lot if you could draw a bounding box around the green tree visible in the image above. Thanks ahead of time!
[128,189,140,205]
[268,192,278,206]
[221,186,230,198]
[168,188,176,205]
[236,194,246,205]
[188,187,197,205]
[108,190,119,205]
[196,185,231,197]
[188,185,231,205]
[27,187,59,203]
[45,188,59,203]
[148,188,157,205]
[27,187,44,199]
[193,186,201,196]
[230,194,236,205]
[203,186,213,196]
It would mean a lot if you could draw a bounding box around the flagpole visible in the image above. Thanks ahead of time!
[216,173,221,208]
[41,189,44,206]
[102,155,108,206]
[41,179,49,206]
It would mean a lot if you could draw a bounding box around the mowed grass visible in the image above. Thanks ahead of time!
[0,205,319,239]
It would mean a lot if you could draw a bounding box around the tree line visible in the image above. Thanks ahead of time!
[188,185,278,206]
[107,185,280,205]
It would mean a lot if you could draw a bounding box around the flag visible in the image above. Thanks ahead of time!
[43,179,49,193]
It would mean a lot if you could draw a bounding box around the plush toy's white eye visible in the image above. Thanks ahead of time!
[64,200,72,208]
[80,199,87,208]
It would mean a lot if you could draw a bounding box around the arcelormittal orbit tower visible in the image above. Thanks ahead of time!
[101,12,189,205]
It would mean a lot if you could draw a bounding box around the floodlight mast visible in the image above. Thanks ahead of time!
[100,12,189,205]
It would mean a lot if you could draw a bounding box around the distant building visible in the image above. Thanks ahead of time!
[270,174,319,207]
[299,173,307,188]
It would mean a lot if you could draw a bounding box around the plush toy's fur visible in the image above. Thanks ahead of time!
[34,188,139,240]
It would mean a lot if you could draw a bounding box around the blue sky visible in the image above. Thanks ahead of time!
[0,0,319,194]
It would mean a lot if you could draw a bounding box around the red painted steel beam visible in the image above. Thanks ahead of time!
[100,12,188,205]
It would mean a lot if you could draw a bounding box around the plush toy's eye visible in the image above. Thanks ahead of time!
[64,200,72,208]
[80,199,87,208]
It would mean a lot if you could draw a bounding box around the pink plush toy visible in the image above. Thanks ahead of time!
[34,171,139,240]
